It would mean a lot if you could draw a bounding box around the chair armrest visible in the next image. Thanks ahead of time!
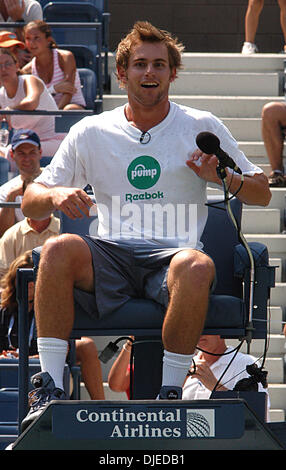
[234,241,275,334]
[234,242,275,288]
[234,242,269,271]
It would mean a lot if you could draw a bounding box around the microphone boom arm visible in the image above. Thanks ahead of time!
[216,164,255,351]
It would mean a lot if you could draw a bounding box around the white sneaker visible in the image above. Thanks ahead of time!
[241,42,258,54]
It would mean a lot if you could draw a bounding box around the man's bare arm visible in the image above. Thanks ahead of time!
[22,182,95,220]
[186,152,272,207]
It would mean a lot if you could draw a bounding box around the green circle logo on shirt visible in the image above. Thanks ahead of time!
[127,156,161,189]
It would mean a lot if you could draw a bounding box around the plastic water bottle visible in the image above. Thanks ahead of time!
[0,119,9,147]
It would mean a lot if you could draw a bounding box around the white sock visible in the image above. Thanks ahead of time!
[37,337,68,390]
[162,350,194,388]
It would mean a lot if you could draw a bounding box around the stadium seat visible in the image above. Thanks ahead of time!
[41,0,110,88]
[0,156,9,185]
[49,23,103,98]
[58,44,96,71]
[43,2,107,90]
[40,156,53,167]
[43,2,99,22]
[16,195,275,423]
[78,68,100,111]
[0,423,18,450]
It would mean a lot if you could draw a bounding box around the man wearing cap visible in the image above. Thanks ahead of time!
[0,30,30,67]
[0,129,42,236]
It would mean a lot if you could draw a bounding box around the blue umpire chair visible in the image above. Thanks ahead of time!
[15,195,275,428]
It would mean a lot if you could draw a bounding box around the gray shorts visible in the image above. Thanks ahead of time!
[73,237,186,319]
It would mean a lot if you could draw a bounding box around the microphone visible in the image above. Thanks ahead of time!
[140,131,151,144]
[196,131,242,174]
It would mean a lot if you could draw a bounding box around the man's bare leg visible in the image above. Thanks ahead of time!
[21,234,95,431]
[34,234,94,388]
[35,233,94,338]
[261,101,286,176]
[160,249,215,395]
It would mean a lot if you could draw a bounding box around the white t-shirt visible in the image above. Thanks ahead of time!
[35,102,262,248]
[0,0,43,23]
[0,75,58,142]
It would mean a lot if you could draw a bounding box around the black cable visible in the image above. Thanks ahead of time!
[210,340,245,395]
[196,342,244,357]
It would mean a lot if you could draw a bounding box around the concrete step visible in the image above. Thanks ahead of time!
[80,382,128,401]
[228,335,285,357]
[244,187,286,210]
[269,283,286,309]
[265,357,284,383]
[270,260,283,283]
[207,187,286,210]
[179,53,285,73]
[111,71,281,96]
[222,118,261,141]
[267,188,286,210]
[238,141,286,158]
[245,234,286,261]
[268,306,283,334]
[108,52,285,74]
[103,94,284,118]
[268,384,286,410]
[242,208,281,234]
[173,72,281,97]
[270,409,285,422]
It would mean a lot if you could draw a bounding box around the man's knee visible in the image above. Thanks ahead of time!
[262,101,286,123]
[39,234,91,275]
[169,249,215,286]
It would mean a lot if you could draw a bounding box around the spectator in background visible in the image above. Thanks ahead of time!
[0,250,105,400]
[0,250,37,355]
[241,0,286,54]
[108,337,134,399]
[22,20,86,110]
[0,129,42,236]
[108,334,270,423]
[0,0,43,24]
[0,210,60,279]
[0,0,43,41]
[0,48,65,160]
[182,335,270,421]
[261,101,286,186]
[0,30,31,68]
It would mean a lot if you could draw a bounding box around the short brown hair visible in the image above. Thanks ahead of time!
[116,21,184,72]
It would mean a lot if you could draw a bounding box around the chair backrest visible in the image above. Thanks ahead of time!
[55,111,94,133]
[50,25,101,56]
[78,68,97,110]
[0,156,9,185]
[201,196,243,298]
[40,0,106,16]
[58,44,96,71]
[59,199,98,236]
[40,156,53,167]
[43,2,99,22]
